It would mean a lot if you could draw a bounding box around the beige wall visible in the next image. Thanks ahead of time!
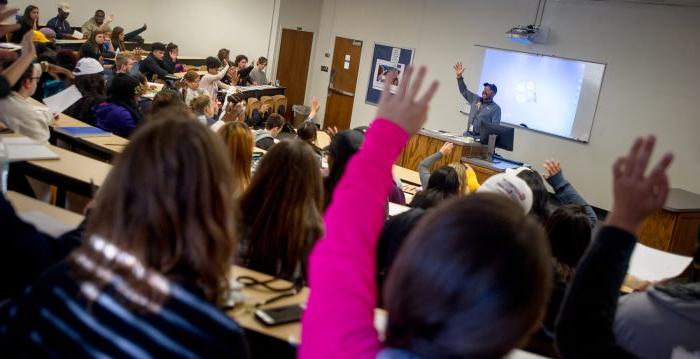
[307,0,700,210]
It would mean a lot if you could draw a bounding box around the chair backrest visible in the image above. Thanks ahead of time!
[246,98,261,119]
[260,98,275,113]
[274,96,288,115]
[260,96,273,103]
[316,130,332,149]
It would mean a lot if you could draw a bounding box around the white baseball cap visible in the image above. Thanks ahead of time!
[58,2,71,13]
[73,58,104,76]
[477,173,533,214]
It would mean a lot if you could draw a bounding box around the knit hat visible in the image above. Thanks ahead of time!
[476,173,533,214]
[73,58,104,76]
[39,28,57,39]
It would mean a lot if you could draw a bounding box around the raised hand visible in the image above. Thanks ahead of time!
[454,62,465,78]
[311,96,321,114]
[439,142,454,156]
[325,126,338,138]
[542,159,562,179]
[376,65,439,135]
[20,31,36,59]
[606,136,674,234]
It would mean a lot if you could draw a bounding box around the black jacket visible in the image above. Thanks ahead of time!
[139,53,169,81]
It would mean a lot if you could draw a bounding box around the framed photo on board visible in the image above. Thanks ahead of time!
[365,43,414,105]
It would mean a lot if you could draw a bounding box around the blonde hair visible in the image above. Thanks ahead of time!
[218,122,253,194]
[448,162,468,194]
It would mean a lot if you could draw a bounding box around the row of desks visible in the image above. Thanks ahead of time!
[7,190,549,359]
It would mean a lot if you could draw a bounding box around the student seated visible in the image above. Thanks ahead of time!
[0,112,250,358]
[233,55,253,86]
[64,58,106,126]
[179,69,207,106]
[254,114,283,150]
[239,139,323,285]
[106,52,136,88]
[217,121,253,194]
[139,42,169,82]
[190,94,216,126]
[218,48,233,67]
[10,5,39,44]
[301,67,552,358]
[418,142,480,194]
[555,137,699,359]
[162,43,181,74]
[78,29,114,61]
[110,25,148,52]
[199,56,230,100]
[80,10,113,39]
[297,122,323,159]
[249,57,269,85]
[0,63,55,143]
[46,3,76,39]
[93,73,144,137]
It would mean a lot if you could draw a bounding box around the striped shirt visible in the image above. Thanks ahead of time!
[0,261,249,358]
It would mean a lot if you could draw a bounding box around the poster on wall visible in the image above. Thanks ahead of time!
[365,43,414,105]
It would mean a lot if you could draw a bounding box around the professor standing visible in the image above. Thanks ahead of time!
[454,62,501,136]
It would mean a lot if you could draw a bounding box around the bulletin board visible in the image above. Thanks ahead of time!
[365,43,415,105]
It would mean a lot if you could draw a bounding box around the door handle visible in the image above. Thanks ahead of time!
[328,87,355,97]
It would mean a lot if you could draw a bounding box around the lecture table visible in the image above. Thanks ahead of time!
[9,190,552,359]
[55,39,86,51]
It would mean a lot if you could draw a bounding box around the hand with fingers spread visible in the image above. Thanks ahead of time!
[325,126,338,138]
[606,136,674,234]
[376,65,439,135]
[454,62,465,78]
[542,159,562,179]
[439,142,454,156]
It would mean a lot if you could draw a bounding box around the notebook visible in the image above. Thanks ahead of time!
[1,137,59,162]
[54,126,113,138]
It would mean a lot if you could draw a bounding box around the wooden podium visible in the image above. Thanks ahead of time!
[397,129,488,172]
[639,188,700,256]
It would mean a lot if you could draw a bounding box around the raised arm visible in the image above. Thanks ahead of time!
[454,62,477,103]
[301,67,438,359]
[543,160,597,227]
[1,32,36,92]
[417,142,453,189]
[556,136,673,359]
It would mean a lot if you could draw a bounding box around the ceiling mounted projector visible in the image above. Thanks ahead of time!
[506,25,550,45]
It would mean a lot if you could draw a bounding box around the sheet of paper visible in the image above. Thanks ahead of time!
[17,211,73,237]
[388,202,411,217]
[72,30,84,39]
[628,243,693,282]
[43,85,83,114]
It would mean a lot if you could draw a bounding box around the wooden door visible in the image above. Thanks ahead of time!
[276,29,314,120]
[323,37,362,130]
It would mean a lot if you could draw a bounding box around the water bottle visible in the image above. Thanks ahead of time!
[0,138,9,194]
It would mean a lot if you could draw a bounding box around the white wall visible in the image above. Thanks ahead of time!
[11,0,278,59]
[307,0,700,210]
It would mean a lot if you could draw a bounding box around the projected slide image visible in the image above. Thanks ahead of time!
[479,49,586,138]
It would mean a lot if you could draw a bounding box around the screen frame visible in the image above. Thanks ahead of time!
[470,44,608,144]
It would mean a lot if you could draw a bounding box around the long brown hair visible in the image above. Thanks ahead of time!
[218,121,253,194]
[239,139,324,281]
[76,110,239,307]
[384,193,552,358]
[111,26,125,51]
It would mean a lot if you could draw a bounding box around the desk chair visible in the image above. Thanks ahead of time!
[246,98,261,120]
[273,95,287,116]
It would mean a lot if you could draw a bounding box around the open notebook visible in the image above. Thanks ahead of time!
[1,137,59,162]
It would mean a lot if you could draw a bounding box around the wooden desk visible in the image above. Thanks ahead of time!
[9,143,111,204]
[640,188,700,256]
[393,165,421,186]
[398,129,488,172]
[26,98,126,162]
[7,191,84,228]
[228,266,308,344]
